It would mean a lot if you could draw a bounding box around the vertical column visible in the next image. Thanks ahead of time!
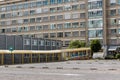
[12,53,14,64]
[103,0,108,58]
[46,54,47,62]
[52,53,54,61]
[30,54,32,63]
[38,54,40,63]
[69,52,71,59]
[85,0,89,46]
[58,53,61,61]
[1,54,4,65]
[22,54,24,64]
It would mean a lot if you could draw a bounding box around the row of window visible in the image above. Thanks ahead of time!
[42,31,86,38]
[24,39,61,46]
[107,9,120,16]
[0,22,86,33]
[0,10,86,19]
[108,28,120,35]
[88,10,103,18]
[108,0,120,6]
[108,18,120,26]
[0,13,86,26]
[0,0,84,12]
[88,0,102,9]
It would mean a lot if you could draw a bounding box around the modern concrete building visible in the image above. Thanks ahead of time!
[0,35,62,50]
[0,0,120,56]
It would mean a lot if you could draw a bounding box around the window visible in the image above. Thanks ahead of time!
[110,0,116,6]
[118,0,120,4]
[57,32,63,37]
[50,16,56,21]
[23,27,29,31]
[72,5,78,10]
[18,19,23,24]
[72,13,79,19]
[5,13,11,18]
[39,40,44,46]
[80,4,85,9]
[30,10,35,15]
[1,14,5,19]
[65,13,71,19]
[57,24,63,29]
[24,19,29,23]
[43,0,48,5]
[12,20,17,25]
[64,22,71,28]
[57,7,63,12]
[31,2,36,7]
[57,15,63,20]
[18,27,22,32]
[88,29,103,38]
[50,33,56,38]
[110,19,117,26]
[50,0,56,4]
[88,1,102,9]
[88,10,103,18]
[80,13,85,18]
[30,18,35,23]
[50,24,56,29]
[88,20,103,28]
[11,28,17,32]
[73,31,79,37]
[72,22,79,28]
[110,29,116,34]
[42,17,49,22]
[30,26,35,31]
[36,26,42,30]
[51,41,55,46]
[46,41,50,46]
[32,40,37,46]
[57,0,63,3]
[24,39,30,45]
[65,41,70,46]
[42,8,49,13]
[80,31,86,37]
[80,22,86,27]
[65,32,71,37]
[64,5,71,11]
[43,25,49,30]
[23,11,29,16]
[36,17,41,22]
[36,1,42,7]
[64,0,71,3]
[118,28,120,34]
[110,9,116,16]
[36,8,42,13]
[43,33,49,38]
[50,8,56,13]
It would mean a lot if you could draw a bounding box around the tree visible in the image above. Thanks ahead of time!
[68,40,86,48]
[90,39,101,52]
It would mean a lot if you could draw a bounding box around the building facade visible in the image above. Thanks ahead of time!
[0,0,120,54]
[0,35,62,50]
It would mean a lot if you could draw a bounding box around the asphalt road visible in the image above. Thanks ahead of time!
[0,60,120,80]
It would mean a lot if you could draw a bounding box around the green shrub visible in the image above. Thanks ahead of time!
[116,53,120,59]
[90,39,101,52]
